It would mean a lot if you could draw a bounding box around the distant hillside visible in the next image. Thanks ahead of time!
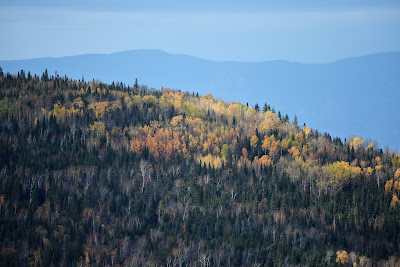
[1,74,400,266]
[1,50,399,150]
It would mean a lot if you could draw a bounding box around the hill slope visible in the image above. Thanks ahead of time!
[1,50,399,150]
[0,74,400,266]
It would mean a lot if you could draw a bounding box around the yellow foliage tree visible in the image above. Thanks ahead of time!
[394,181,400,191]
[253,155,273,168]
[350,137,364,150]
[52,103,68,123]
[390,195,400,208]
[394,169,400,179]
[227,103,240,117]
[84,246,90,266]
[294,132,304,144]
[72,97,85,109]
[89,101,109,119]
[318,161,361,193]
[142,95,157,107]
[259,155,273,167]
[303,125,312,138]
[130,138,145,155]
[366,142,375,150]
[336,250,349,264]
[286,156,309,181]
[213,145,221,155]
[250,135,259,149]
[200,154,222,168]
[281,138,291,151]
[262,135,275,154]
[288,146,300,158]
[242,147,249,159]
[269,140,280,159]
[259,110,280,133]
[220,144,231,162]
[171,115,183,131]
[183,101,202,118]
[386,178,400,195]
[385,179,394,193]
[89,121,105,137]
[324,161,361,180]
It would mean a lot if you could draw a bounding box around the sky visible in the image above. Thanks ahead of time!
[0,0,400,63]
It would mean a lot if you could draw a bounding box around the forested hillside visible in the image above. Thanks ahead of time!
[0,70,400,266]
[2,50,400,150]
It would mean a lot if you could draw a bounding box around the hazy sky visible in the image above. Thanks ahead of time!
[1,0,400,62]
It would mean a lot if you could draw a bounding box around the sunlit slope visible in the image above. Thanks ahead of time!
[1,50,399,149]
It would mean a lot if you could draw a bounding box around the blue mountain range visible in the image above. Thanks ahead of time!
[1,49,399,150]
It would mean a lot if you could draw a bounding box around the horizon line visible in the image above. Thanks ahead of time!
[1,49,399,65]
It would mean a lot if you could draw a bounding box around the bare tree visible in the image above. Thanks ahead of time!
[125,199,133,216]
[177,196,191,222]
[230,189,238,200]
[139,160,152,194]
[204,175,210,185]
[199,253,211,267]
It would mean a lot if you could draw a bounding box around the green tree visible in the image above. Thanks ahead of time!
[293,115,298,128]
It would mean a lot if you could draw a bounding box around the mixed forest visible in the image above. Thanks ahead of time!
[0,69,400,266]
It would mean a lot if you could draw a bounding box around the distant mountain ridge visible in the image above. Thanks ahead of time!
[1,49,399,150]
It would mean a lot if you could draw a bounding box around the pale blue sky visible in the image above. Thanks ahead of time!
[1,0,399,62]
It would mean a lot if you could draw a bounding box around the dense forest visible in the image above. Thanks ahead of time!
[0,68,400,266]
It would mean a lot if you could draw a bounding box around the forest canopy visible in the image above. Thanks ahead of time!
[0,70,400,266]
